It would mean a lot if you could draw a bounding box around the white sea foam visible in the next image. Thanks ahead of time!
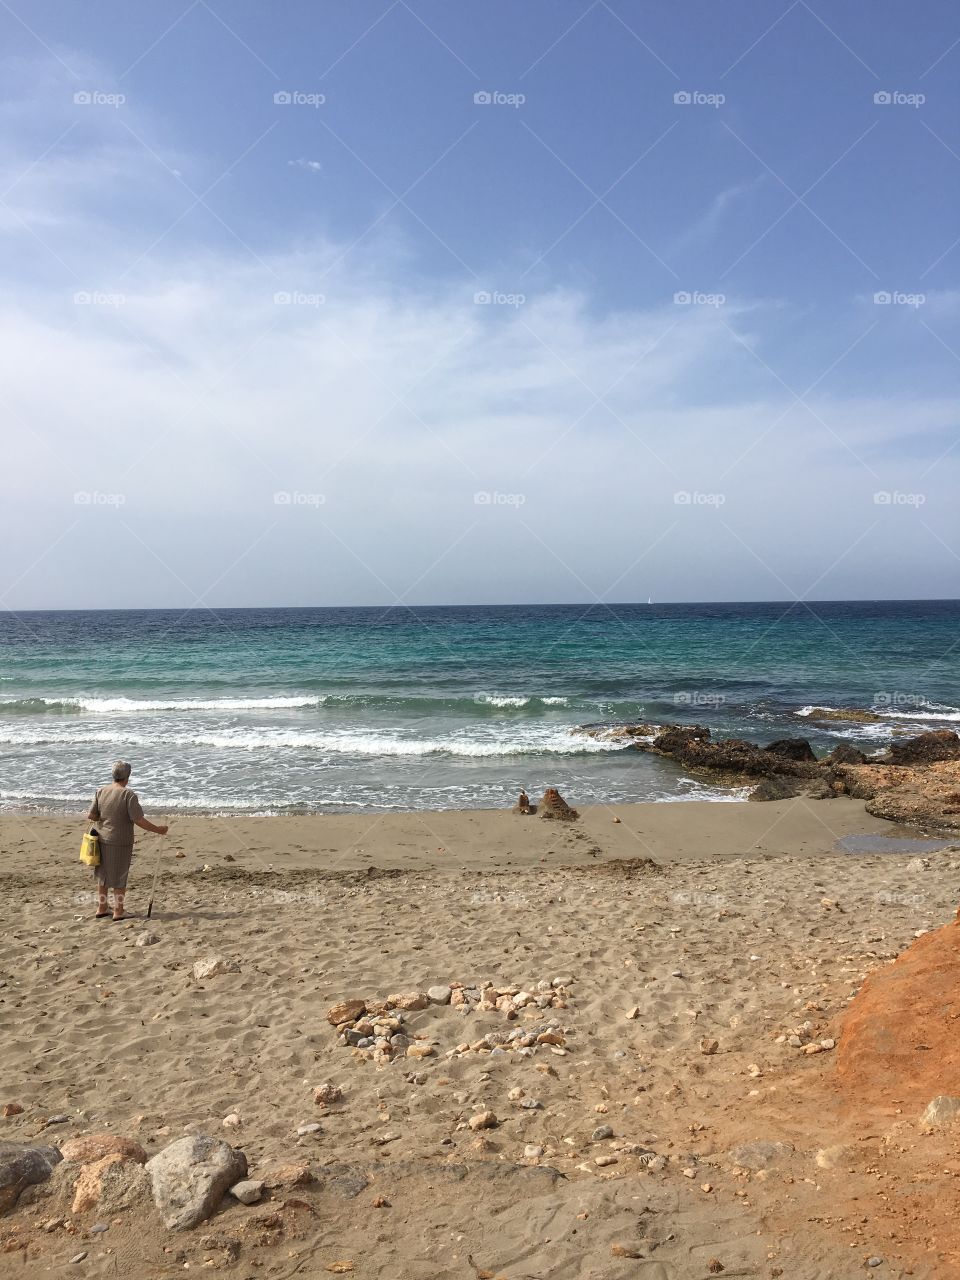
[57,694,324,712]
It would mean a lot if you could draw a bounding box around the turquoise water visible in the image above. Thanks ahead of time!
[1,601,957,814]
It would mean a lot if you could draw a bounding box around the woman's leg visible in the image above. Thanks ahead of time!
[95,876,109,917]
[111,886,126,920]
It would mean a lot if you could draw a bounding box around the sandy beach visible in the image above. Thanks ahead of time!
[2,797,960,1277]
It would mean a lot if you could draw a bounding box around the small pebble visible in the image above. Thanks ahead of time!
[297,1122,322,1136]
[866,1259,883,1269]
[46,1114,69,1125]
[89,1223,109,1234]
[70,1253,88,1265]
[595,1154,618,1167]
[592,1125,614,1141]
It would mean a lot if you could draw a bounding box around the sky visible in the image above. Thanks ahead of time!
[1,0,959,608]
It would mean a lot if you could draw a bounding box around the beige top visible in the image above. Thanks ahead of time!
[88,784,144,847]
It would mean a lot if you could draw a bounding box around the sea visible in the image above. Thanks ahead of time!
[0,601,957,816]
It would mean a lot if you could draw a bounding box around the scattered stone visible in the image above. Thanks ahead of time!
[192,956,240,981]
[921,1096,960,1126]
[866,1257,883,1269]
[611,1242,643,1258]
[524,1145,544,1160]
[591,1126,613,1141]
[427,985,452,1005]
[0,1141,63,1213]
[468,1112,498,1131]
[89,1222,109,1234]
[135,933,160,947]
[708,1260,725,1274]
[820,1038,836,1050]
[222,1114,241,1130]
[747,1063,763,1078]
[390,992,428,1011]
[262,1163,313,1189]
[229,1179,264,1205]
[326,999,366,1026]
[2,1104,24,1119]
[70,1252,88,1264]
[699,1038,719,1055]
[372,1196,390,1208]
[552,976,574,988]
[313,1083,343,1107]
[519,1098,542,1110]
[406,1044,435,1060]
[670,970,683,979]
[625,1006,640,1020]
[595,1155,618,1167]
[45,1115,69,1125]
[145,1134,248,1231]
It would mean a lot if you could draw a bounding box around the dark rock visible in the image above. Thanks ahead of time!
[764,738,817,762]
[826,743,867,765]
[749,777,803,802]
[652,725,711,754]
[886,730,960,766]
[0,1142,63,1214]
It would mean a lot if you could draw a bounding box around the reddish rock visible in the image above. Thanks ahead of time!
[60,1135,147,1165]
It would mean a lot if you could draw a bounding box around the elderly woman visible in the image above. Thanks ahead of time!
[87,761,168,921]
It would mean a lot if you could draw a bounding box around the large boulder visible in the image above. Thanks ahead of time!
[145,1134,247,1231]
[0,1141,63,1214]
[886,730,960,766]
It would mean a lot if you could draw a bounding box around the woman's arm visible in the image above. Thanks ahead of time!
[86,792,100,822]
[134,817,169,836]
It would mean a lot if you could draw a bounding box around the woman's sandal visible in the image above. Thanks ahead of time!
[95,912,110,919]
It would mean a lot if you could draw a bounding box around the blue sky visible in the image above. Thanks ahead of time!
[2,1,959,606]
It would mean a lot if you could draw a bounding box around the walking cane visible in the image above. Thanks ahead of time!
[146,833,166,920]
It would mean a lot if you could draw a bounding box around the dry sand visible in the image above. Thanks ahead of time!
[2,797,960,1278]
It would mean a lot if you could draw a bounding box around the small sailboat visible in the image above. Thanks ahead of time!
[647,596,653,605]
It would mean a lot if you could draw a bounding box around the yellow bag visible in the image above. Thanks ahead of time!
[79,828,101,867]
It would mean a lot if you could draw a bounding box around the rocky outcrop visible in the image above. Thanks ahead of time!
[648,727,820,784]
[0,1141,62,1214]
[764,738,817,762]
[799,707,885,724]
[146,1134,247,1231]
[884,729,960,766]
[638,724,960,828]
[825,743,867,765]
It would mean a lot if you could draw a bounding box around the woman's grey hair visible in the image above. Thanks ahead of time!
[112,760,132,783]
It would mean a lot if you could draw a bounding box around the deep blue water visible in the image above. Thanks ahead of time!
[0,601,957,813]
